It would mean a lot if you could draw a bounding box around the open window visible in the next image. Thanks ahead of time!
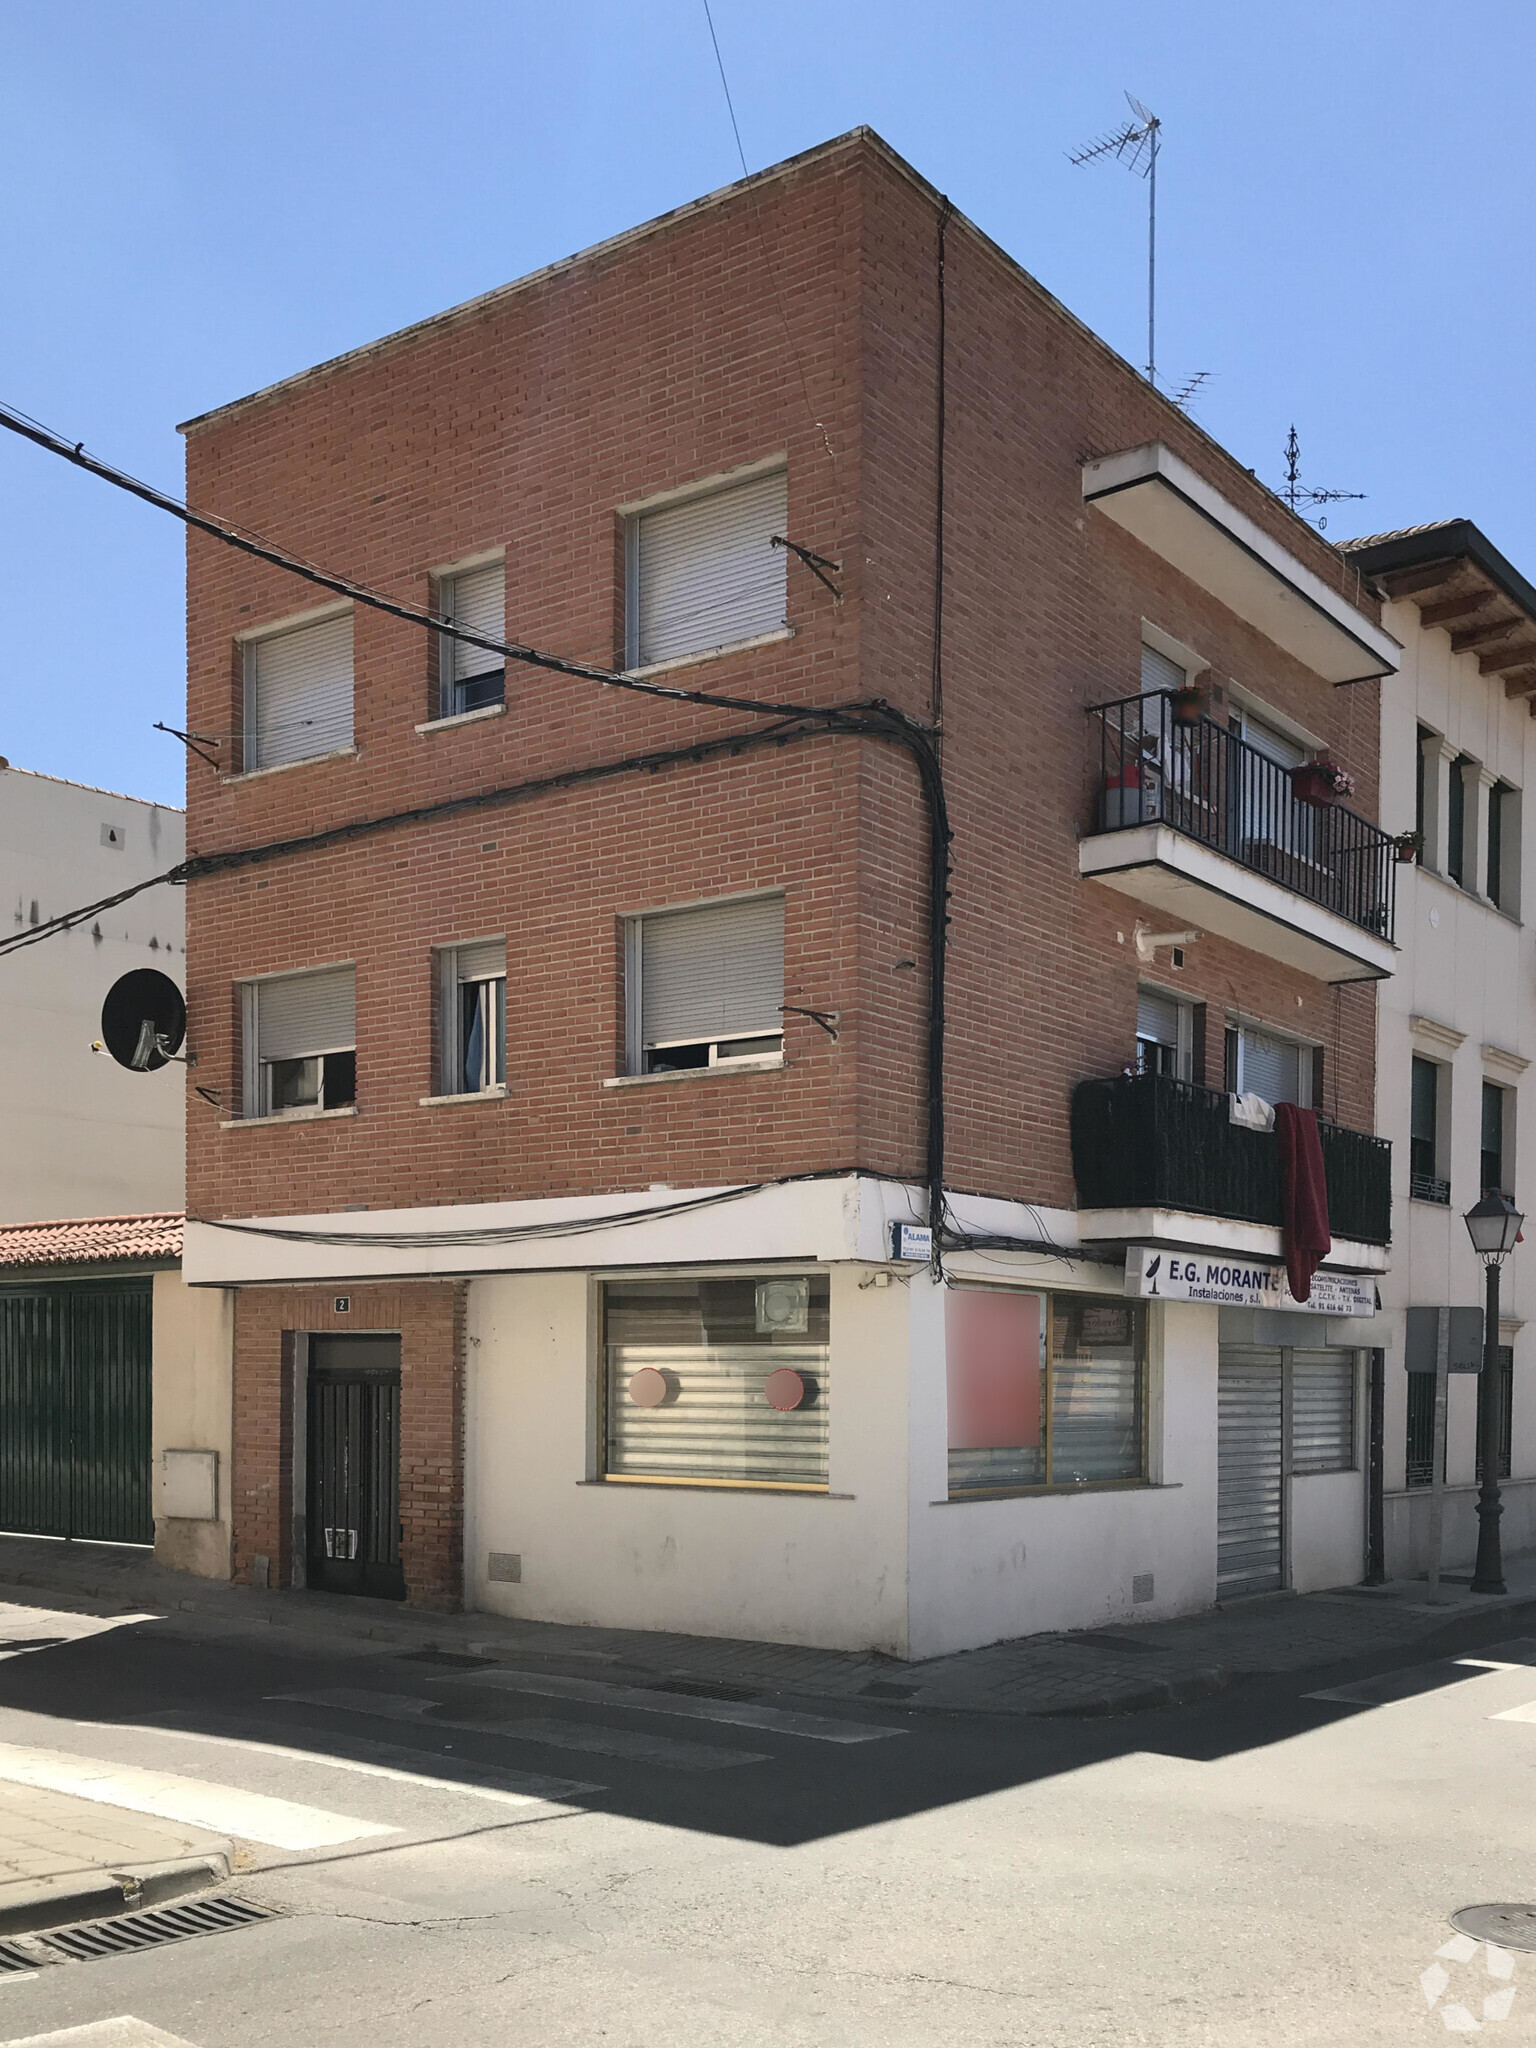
[438,560,505,717]
[1135,987,1193,1080]
[625,893,784,1074]
[438,940,506,1095]
[242,609,353,771]
[242,966,356,1118]
[625,468,788,670]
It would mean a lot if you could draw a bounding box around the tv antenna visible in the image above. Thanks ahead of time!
[1280,425,1365,530]
[1070,93,1161,387]
[1170,370,1211,413]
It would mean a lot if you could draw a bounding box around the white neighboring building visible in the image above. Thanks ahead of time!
[1343,523,1536,1575]
[0,765,185,1221]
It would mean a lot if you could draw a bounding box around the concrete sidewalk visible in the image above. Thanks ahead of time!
[3,1533,1536,1720]
[0,1778,230,1937]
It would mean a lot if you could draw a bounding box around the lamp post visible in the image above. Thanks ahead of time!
[1464,1191,1524,1595]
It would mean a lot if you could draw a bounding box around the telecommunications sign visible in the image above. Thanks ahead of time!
[1123,1246,1375,1317]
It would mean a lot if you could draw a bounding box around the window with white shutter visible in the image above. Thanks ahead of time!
[242,965,356,1117]
[437,939,507,1095]
[243,612,354,771]
[439,561,505,717]
[626,469,788,669]
[626,894,785,1074]
[1140,643,1186,695]
[1290,1349,1357,1474]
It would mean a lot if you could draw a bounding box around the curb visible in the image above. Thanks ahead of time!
[0,1850,232,1939]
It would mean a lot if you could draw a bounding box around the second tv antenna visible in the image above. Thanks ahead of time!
[1070,93,1161,387]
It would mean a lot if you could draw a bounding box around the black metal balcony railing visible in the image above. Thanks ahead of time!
[1071,1071,1393,1247]
[1087,690,1397,944]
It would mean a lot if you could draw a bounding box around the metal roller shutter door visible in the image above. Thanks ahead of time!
[1218,1344,1284,1597]
[1291,1349,1356,1474]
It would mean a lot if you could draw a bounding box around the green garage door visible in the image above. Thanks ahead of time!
[0,1281,153,1544]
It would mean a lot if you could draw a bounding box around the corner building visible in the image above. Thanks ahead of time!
[180,130,1400,1654]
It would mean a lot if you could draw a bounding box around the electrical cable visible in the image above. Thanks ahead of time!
[0,397,951,1268]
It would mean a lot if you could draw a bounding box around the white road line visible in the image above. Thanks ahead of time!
[461,1669,906,1742]
[272,1689,766,1771]
[0,1743,397,1852]
[483,1718,768,1771]
[1,2020,202,2047]
[126,1720,601,1805]
[1489,1700,1536,1722]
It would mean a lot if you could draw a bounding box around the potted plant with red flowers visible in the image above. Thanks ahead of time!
[1291,755,1356,808]
[1170,681,1204,726]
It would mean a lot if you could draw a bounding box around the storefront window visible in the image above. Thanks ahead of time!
[602,1275,829,1489]
[947,1289,1145,1496]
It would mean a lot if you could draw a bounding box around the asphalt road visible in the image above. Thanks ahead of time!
[0,1597,1534,2045]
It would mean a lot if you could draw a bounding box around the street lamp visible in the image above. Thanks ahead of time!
[1464,1191,1525,1595]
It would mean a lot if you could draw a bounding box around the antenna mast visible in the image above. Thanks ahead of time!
[1070,93,1162,386]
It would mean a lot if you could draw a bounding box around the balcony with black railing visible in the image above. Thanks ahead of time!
[1071,1070,1392,1258]
[1079,690,1398,983]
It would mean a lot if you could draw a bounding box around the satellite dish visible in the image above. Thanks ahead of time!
[99,969,186,1072]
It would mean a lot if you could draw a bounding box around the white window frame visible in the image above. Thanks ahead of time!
[436,941,507,1097]
[623,889,785,1077]
[240,964,357,1120]
[239,602,355,774]
[436,553,506,720]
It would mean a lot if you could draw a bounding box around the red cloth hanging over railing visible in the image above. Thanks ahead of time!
[1275,1102,1331,1302]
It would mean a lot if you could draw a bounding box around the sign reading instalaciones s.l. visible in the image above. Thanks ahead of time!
[1123,1246,1375,1317]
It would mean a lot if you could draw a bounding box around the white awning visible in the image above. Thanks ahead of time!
[1082,444,1400,685]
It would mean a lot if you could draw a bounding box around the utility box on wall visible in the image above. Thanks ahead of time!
[160,1447,218,1521]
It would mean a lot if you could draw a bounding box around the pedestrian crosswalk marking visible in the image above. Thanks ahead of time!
[0,1744,397,1852]
[273,1690,768,1771]
[0,2019,202,2047]
[135,1720,600,1805]
[461,1669,907,1742]
[1489,1700,1536,1722]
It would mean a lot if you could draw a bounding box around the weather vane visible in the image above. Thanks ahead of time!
[1280,426,1365,530]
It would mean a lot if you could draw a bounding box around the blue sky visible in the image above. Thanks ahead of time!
[1,1,1530,806]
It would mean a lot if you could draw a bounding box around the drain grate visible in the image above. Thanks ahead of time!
[1451,1904,1536,1953]
[399,1649,487,1669]
[43,1895,277,1963]
[0,1940,40,1974]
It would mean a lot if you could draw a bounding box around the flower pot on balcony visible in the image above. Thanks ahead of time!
[1101,763,1163,830]
[1291,764,1338,809]
[1170,684,1203,726]
[1395,831,1420,864]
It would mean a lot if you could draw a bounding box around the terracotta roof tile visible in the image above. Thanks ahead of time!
[0,1212,183,1270]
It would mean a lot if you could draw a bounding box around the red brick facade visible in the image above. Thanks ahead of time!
[231,1283,464,1607]
[184,130,1385,1601]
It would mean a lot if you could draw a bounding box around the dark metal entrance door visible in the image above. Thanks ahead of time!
[306,1335,404,1600]
[0,1281,153,1545]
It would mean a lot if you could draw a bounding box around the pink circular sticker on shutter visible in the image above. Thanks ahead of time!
[764,1367,806,1412]
[628,1367,669,1408]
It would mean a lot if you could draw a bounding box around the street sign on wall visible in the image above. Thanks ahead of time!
[1123,1247,1375,1318]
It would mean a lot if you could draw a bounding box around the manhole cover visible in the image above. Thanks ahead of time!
[1451,1905,1536,1953]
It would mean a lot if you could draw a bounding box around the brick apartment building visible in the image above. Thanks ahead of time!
[179,129,1402,1655]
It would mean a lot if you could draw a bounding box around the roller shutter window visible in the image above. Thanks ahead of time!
[603,1275,830,1488]
[248,966,356,1117]
[441,562,505,716]
[1136,987,1184,1079]
[1218,1345,1284,1595]
[440,940,506,1094]
[1140,643,1186,695]
[1234,1025,1305,1107]
[633,894,784,1072]
[244,612,354,771]
[628,470,788,669]
[1290,1349,1356,1474]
